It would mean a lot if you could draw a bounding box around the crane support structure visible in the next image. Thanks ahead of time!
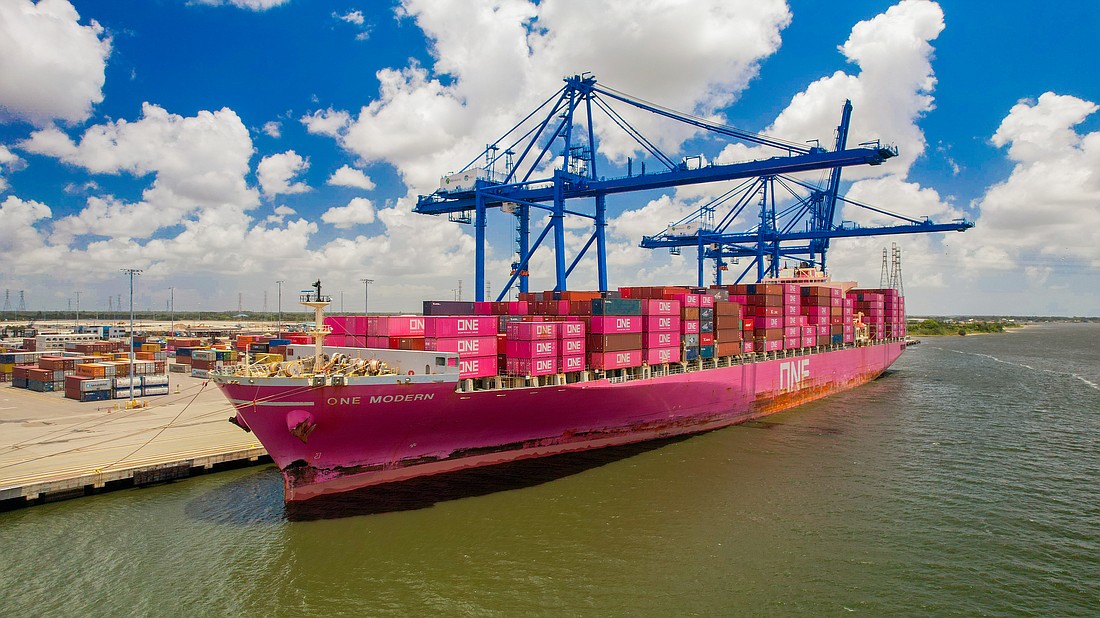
[414,74,972,299]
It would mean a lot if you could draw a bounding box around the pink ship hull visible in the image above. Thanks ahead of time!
[217,342,904,502]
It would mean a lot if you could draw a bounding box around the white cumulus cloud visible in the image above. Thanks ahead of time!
[0,0,112,125]
[257,150,311,198]
[262,121,281,138]
[21,103,258,240]
[322,197,377,228]
[327,165,376,190]
[308,0,792,193]
[0,145,25,192]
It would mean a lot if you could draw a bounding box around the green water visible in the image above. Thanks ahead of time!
[2,324,1098,616]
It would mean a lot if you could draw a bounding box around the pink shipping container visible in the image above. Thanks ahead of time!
[784,315,807,327]
[643,315,679,332]
[801,326,816,336]
[683,320,700,334]
[754,316,782,329]
[507,301,530,315]
[370,316,426,337]
[590,316,642,334]
[366,336,389,348]
[641,299,681,315]
[505,321,559,340]
[801,336,816,347]
[784,326,801,338]
[459,355,498,379]
[642,332,676,348]
[559,321,586,339]
[425,316,497,338]
[843,333,855,343]
[560,354,585,372]
[473,302,493,315]
[816,325,829,335]
[783,303,800,315]
[505,339,558,358]
[802,306,830,317]
[729,294,749,304]
[742,340,755,353]
[698,295,714,309]
[783,293,800,305]
[561,338,586,355]
[506,356,558,376]
[588,349,643,370]
[671,293,700,307]
[763,339,784,352]
[785,336,801,349]
[425,336,498,356]
[645,346,682,365]
[781,283,800,294]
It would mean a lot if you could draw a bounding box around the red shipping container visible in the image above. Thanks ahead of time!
[560,354,585,372]
[588,349,642,370]
[505,339,558,358]
[642,331,676,348]
[561,338,585,355]
[425,336,497,356]
[505,321,559,340]
[699,332,714,346]
[459,355,498,379]
[645,346,681,364]
[683,320,700,334]
[473,302,493,315]
[641,299,681,315]
[590,316,642,334]
[389,337,425,351]
[425,316,497,338]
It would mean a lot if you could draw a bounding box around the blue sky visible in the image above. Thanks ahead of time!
[1,0,1098,316]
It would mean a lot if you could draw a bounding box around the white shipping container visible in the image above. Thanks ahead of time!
[113,388,142,399]
[114,376,139,388]
[142,375,169,386]
[190,368,210,378]
[143,386,169,396]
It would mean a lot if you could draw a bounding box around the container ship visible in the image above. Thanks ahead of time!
[212,269,907,502]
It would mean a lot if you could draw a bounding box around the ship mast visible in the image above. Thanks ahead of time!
[300,280,332,373]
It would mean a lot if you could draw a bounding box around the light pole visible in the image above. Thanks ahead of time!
[168,287,174,335]
[276,280,284,332]
[75,290,81,329]
[360,278,373,315]
[121,268,142,407]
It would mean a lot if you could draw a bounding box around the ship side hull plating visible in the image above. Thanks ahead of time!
[216,342,903,501]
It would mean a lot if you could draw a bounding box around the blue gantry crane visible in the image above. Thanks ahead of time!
[414,74,972,300]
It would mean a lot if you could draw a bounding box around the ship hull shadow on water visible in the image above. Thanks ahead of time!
[281,435,691,521]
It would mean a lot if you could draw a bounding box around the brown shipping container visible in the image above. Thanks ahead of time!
[681,307,700,320]
[714,328,742,342]
[753,328,784,340]
[586,333,644,352]
[715,341,741,356]
[750,294,784,307]
[714,301,741,316]
[715,314,741,330]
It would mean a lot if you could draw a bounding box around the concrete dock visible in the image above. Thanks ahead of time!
[0,372,269,507]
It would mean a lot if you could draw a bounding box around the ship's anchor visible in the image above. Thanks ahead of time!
[286,409,317,444]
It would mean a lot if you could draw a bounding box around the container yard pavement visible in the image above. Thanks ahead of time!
[0,373,266,505]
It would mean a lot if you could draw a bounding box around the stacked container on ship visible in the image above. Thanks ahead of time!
[212,271,908,502]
